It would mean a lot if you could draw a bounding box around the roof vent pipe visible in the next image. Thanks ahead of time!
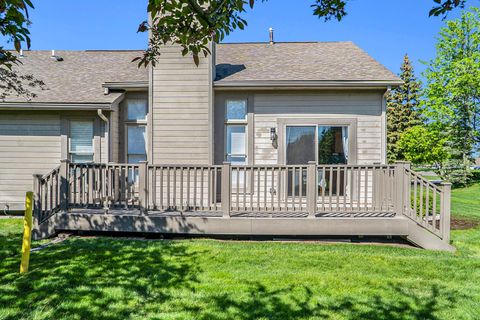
[50,50,64,62]
[269,27,274,45]
[19,49,24,57]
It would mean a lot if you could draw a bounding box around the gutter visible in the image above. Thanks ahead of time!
[102,81,149,90]
[214,80,403,90]
[0,93,125,111]
[0,102,113,110]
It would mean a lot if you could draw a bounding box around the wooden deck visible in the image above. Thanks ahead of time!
[32,161,454,251]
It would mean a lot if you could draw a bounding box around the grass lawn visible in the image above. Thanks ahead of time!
[452,182,480,221]
[0,184,479,320]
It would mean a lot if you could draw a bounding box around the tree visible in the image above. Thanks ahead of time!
[387,54,422,162]
[137,0,470,66]
[422,8,480,183]
[0,0,44,100]
[397,125,449,168]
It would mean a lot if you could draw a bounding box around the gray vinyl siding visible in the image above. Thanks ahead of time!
[0,110,108,210]
[253,91,385,165]
[151,45,213,165]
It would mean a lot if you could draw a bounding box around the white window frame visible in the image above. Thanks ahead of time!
[68,119,95,163]
[224,99,248,164]
[124,99,148,164]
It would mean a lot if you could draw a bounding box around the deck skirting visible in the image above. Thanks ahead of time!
[43,211,410,237]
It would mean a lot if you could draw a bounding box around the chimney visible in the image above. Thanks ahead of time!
[269,27,274,45]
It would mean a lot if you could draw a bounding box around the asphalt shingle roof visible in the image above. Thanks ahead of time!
[215,42,399,82]
[4,50,147,104]
[2,42,399,104]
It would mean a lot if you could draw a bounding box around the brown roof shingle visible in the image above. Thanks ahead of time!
[4,50,148,104]
[215,42,399,82]
[2,42,399,104]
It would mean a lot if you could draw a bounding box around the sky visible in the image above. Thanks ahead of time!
[2,0,479,78]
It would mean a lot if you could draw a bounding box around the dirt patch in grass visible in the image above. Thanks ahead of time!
[451,217,480,230]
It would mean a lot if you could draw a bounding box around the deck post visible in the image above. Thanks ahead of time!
[394,161,410,216]
[440,182,451,243]
[221,162,231,218]
[307,161,317,218]
[138,161,149,215]
[59,159,70,211]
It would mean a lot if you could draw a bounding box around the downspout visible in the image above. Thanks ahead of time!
[382,86,392,164]
[97,109,109,162]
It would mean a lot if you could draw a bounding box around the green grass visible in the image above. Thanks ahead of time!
[0,218,23,261]
[451,183,480,221]
[0,184,479,320]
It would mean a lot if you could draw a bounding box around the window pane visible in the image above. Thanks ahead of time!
[127,126,146,155]
[128,154,147,164]
[127,100,147,121]
[286,126,315,165]
[318,126,347,164]
[226,100,247,120]
[70,121,93,153]
[71,154,93,163]
[226,155,247,165]
[226,125,246,156]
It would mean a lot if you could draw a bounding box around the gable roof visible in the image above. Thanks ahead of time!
[0,42,400,105]
[215,42,400,84]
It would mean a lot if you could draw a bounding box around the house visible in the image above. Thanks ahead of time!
[0,39,453,251]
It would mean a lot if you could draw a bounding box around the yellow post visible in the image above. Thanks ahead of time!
[20,191,34,273]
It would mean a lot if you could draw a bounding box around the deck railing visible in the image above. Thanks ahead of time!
[33,166,61,222]
[401,166,451,242]
[33,160,452,241]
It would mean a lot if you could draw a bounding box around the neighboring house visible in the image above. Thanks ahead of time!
[0,40,453,250]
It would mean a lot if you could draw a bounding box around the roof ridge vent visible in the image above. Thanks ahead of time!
[51,49,64,62]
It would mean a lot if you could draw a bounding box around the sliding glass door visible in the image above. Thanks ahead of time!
[285,125,349,197]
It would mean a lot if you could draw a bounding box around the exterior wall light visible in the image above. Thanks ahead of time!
[270,127,278,148]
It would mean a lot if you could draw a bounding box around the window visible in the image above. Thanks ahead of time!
[127,126,146,163]
[226,100,247,121]
[225,99,248,189]
[127,99,147,121]
[69,120,94,163]
[125,99,148,164]
[225,100,248,164]
[317,126,348,164]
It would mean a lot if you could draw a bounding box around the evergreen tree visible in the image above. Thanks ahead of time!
[387,54,422,162]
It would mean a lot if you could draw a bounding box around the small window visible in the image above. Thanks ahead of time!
[127,125,147,164]
[226,100,247,121]
[70,121,94,163]
[127,99,147,121]
[226,125,246,164]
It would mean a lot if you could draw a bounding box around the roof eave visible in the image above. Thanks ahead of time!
[0,101,115,111]
[214,80,403,90]
[102,80,149,91]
